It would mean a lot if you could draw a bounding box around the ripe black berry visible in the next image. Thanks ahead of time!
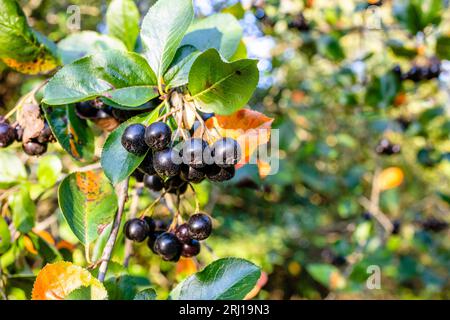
[75,101,99,119]
[132,169,145,182]
[211,138,241,168]
[181,240,201,257]
[206,164,235,182]
[405,66,422,82]
[165,176,188,194]
[154,219,169,231]
[0,122,16,148]
[188,213,212,241]
[121,124,148,156]
[181,138,210,168]
[143,174,164,192]
[37,122,55,144]
[153,148,181,177]
[180,164,205,184]
[143,216,156,234]
[154,232,181,261]
[175,223,191,244]
[22,141,47,156]
[147,230,164,254]
[124,218,149,242]
[138,152,156,175]
[375,139,400,156]
[421,218,448,233]
[145,121,171,151]
[392,220,401,235]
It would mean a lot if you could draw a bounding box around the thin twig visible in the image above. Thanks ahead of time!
[123,185,143,267]
[98,178,129,282]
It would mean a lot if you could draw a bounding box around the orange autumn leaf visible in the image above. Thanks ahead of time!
[394,92,407,106]
[32,262,107,300]
[34,230,56,246]
[378,167,404,191]
[201,109,274,169]
[56,240,76,252]
[257,160,272,179]
[244,271,268,300]
[23,235,37,255]
[176,257,198,277]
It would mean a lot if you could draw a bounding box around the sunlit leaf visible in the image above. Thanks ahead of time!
[32,261,107,300]
[378,167,404,191]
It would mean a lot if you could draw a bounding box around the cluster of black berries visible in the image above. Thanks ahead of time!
[375,138,401,156]
[420,218,448,233]
[392,62,441,83]
[121,120,241,194]
[124,213,212,261]
[0,115,55,156]
[75,99,157,124]
[288,12,310,32]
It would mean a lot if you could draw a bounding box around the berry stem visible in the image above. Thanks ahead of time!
[139,191,167,219]
[98,178,129,282]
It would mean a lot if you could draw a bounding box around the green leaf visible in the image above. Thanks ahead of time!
[170,258,261,300]
[221,2,245,20]
[105,275,151,300]
[58,170,118,245]
[37,155,63,188]
[134,288,157,300]
[0,150,27,188]
[0,0,59,74]
[386,39,417,58]
[57,31,127,65]
[42,105,95,162]
[229,40,247,61]
[106,0,140,51]
[366,71,401,108]
[164,45,201,89]
[181,13,243,60]
[101,107,161,185]
[43,50,158,107]
[10,186,35,234]
[141,0,194,81]
[317,35,345,62]
[0,216,11,254]
[188,49,259,115]
[65,286,94,300]
[436,35,450,60]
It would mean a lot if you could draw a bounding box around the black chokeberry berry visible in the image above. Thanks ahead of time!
[405,66,422,82]
[375,139,401,156]
[132,169,145,182]
[143,174,164,192]
[180,164,205,184]
[143,216,156,234]
[188,213,212,241]
[211,138,241,168]
[37,122,55,144]
[147,230,164,254]
[121,123,148,156]
[421,218,448,233]
[124,218,149,242]
[0,122,16,148]
[165,176,188,194]
[154,219,169,231]
[175,223,191,244]
[392,220,401,235]
[206,164,235,182]
[22,141,47,156]
[182,138,209,169]
[181,240,201,257]
[75,101,99,119]
[154,232,181,261]
[145,121,172,151]
[138,152,156,175]
[153,148,181,177]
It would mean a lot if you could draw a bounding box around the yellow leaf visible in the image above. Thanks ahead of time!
[378,167,404,191]
[2,55,58,75]
[176,257,198,277]
[32,261,107,300]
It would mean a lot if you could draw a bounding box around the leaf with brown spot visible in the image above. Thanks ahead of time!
[58,170,118,245]
[32,261,107,300]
